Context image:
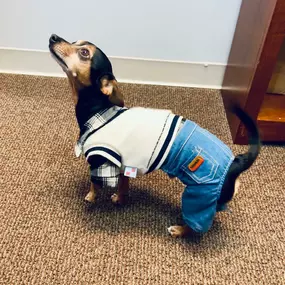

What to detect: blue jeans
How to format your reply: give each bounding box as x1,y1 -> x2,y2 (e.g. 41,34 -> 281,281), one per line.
161,120 -> 234,233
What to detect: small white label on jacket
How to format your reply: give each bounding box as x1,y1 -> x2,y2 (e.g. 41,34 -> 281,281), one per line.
124,166 -> 137,178
74,143 -> 82,157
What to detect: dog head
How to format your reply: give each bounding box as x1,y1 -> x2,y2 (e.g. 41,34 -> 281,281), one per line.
49,34 -> 124,107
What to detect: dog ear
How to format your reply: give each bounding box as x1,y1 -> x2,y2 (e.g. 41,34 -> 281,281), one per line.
100,77 -> 124,107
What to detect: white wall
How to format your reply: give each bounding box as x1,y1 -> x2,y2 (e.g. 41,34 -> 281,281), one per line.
0,0 -> 242,88
0,0 -> 241,63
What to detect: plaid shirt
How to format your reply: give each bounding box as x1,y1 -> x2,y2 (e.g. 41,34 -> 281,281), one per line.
77,106 -> 127,188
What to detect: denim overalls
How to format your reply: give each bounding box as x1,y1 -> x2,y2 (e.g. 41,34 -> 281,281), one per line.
161,120 -> 234,233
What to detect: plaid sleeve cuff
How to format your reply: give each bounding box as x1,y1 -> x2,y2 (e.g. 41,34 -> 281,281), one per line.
90,162 -> 120,188
90,176 -> 119,188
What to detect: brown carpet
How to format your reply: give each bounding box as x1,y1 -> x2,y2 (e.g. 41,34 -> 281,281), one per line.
0,73 -> 284,285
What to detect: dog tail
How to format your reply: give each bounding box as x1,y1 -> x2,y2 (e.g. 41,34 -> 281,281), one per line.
230,104 -> 261,174
218,105 -> 261,204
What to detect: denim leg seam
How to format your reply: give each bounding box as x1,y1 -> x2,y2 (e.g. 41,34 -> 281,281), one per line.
168,124 -> 197,169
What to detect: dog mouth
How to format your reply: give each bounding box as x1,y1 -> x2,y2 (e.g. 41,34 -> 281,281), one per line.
49,34 -> 69,70
49,46 -> 68,70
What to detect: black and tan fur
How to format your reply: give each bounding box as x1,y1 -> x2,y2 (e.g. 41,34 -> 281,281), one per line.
49,34 -> 260,238
49,34 -> 128,206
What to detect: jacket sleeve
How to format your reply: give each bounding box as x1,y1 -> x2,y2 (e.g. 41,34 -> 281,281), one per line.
84,146 -> 122,188
89,157 -> 121,188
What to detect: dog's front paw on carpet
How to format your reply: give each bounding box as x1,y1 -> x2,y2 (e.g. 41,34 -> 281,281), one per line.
84,191 -> 96,204
167,225 -> 185,238
111,193 -> 126,206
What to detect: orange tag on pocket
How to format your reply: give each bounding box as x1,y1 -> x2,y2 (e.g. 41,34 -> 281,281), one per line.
188,156 -> 204,172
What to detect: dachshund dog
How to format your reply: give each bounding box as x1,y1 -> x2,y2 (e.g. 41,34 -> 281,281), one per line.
49,34 -> 260,238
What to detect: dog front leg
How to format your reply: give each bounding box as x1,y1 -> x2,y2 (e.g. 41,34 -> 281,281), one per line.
111,174 -> 129,205
84,182 -> 100,204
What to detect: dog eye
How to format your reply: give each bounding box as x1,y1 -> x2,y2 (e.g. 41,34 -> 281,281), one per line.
79,48 -> 90,58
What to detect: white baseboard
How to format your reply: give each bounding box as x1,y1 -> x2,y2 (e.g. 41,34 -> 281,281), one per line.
0,48 -> 225,89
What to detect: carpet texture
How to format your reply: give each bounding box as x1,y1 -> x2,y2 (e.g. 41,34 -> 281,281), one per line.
0,73 -> 284,285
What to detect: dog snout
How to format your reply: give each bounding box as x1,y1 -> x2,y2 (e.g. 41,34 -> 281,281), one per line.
49,34 -> 65,45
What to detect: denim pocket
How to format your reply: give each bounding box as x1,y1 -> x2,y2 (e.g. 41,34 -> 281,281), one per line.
181,147 -> 219,184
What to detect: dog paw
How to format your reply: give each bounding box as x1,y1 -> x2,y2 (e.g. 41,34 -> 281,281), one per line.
84,191 -> 96,204
111,193 -> 120,204
167,225 -> 185,238
111,193 -> 125,205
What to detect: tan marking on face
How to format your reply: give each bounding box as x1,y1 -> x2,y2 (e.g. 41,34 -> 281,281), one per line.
64,52 -> 93,86
51,41 -> 96,104
75,40 -> 86,45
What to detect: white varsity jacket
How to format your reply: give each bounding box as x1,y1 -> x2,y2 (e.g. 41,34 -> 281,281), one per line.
75,106 -> 182,187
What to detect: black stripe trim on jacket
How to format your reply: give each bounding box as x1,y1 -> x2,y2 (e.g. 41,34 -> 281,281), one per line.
81,109 -> 127,145
85,146 -> 121,164
147,115 -> 180,173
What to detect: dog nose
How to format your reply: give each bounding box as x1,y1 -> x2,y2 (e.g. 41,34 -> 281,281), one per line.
50,34 -> 59,44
